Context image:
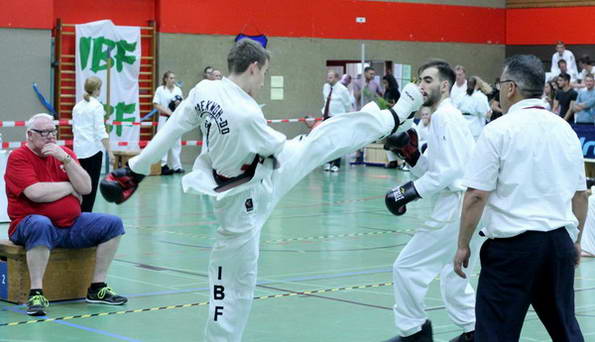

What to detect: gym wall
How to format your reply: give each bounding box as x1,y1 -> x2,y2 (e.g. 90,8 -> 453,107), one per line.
1,0 -> 508,164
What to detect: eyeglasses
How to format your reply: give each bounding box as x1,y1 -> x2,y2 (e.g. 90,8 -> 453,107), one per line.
497,79 -> 516,87
30,129 -> 57,137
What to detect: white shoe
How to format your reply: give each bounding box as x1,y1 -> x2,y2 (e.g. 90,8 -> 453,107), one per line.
323,163 -> 331,171
330,165 -> 339,172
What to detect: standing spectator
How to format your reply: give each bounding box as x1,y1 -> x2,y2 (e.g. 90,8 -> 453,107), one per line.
353,66 -> 383,110
6,113 -> 127,316
153,71 -> 184,175
353,66 -> 383,163
573,74 -> 595,124
72,76 -> 114,212
382,74 -> 401,106
488,78 -> 504,122
582,181 -> 595,257
321,70 -> 352,172
542,81 -> 556,112
554,73 -> 578,122
203,66 -> 216,80
576,55 -> 594,88
551,41 -> 578,77
454,54 -> 586,341
558,59 -> 578,83
458,77 -> 491,140
450,65 -> 468,109
212,69 -> 223,80
340,74 -> 356,109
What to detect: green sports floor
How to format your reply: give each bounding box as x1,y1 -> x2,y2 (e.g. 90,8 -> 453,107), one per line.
1,165 -> 595,341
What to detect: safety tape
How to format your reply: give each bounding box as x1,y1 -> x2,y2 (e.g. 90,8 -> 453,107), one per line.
0,117 -> 322,128
0,282 -> 392,327
264,228 -> 416,244
0,140 -> 203,150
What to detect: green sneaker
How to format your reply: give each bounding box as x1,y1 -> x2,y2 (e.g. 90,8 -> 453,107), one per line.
86,286 -> 127,305
26,294 -> 49,316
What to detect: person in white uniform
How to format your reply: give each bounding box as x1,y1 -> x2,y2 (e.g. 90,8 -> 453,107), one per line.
383,60 -> 480,342
551,41 -> 578,77
321,70 -> 353,172
450,65 -> 468,109
72,76 -> 114,212
153,71 -> 184,175
458,77 -> 491,141
581,181 -> 595,257
454,54 -> 586,341
102,39 -> 423,341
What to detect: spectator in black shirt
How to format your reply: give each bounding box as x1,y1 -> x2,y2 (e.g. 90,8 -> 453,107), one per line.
554,73 -> 578,122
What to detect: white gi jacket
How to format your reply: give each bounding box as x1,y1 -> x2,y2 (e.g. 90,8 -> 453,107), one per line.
408,98 -> 475,228
130,77 -> 286,199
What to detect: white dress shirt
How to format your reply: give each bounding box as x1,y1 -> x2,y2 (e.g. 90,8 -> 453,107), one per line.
321,82 -> 352,117
72,97 -> 109,159
450,81 -> 468,109
463,98 -> 586,241
551,49 -> 578,76
458,90 -> 490,139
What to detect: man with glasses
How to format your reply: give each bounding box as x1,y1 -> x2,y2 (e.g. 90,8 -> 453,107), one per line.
454,55 -> 586,340
4,113 -> 127,316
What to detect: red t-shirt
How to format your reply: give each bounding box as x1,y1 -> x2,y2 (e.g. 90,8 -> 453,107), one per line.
5,145 -> 81,236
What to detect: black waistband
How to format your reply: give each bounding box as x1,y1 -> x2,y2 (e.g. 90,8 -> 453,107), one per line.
213,155 -> 262,193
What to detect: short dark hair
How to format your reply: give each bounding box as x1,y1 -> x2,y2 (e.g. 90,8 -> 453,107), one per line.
579,55 -> 592,66
418,59 -> 456,89
364,66 -> 375,73
558,59 -> 567,67
585,73 -> 594,80
502,55 -> 545,99
227,39 -> 271,74
558,73 -> 571,82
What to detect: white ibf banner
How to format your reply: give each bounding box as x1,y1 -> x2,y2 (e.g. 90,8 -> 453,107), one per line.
75,20 -> 141,151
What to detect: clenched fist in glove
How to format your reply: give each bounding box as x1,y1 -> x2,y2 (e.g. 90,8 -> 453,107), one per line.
100,166 -> 145,204
384,128 -> 420,167
385,181 -> 421,216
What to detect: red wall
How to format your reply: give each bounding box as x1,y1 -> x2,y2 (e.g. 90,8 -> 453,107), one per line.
0,0 -> 505,44
507,7 -> 595,45
157,0 -> 505,44
0,0 -> 53,29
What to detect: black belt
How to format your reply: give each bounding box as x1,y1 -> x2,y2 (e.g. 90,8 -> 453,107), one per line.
213,155 -> 263,193
462,112 -> 472,116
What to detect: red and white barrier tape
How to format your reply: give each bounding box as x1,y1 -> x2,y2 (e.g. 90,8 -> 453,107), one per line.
1,140 -> 203,149
0,117 -> 322,128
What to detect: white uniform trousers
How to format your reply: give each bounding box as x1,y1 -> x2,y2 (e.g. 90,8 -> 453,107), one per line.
392,194 -> 482,337
581,195 -> 595,256
157,115 -> 182,169
205,107 -> 397,341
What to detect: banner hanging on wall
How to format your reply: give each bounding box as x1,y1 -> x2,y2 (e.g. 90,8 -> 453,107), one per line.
75,19 -> 141,151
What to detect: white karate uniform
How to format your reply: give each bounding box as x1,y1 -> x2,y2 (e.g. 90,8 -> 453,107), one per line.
391,98 -> 481,337
450,81 -> 467,109
582,193 -> 595,256
552,49 -> 578,76
153,85 -> 184,170
129,77 -> 406,342
458,90 -> 490,140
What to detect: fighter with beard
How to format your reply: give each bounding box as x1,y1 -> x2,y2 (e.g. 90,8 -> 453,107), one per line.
382,60 -> 482,342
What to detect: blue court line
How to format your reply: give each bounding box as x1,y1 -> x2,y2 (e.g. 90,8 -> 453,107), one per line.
3,306 -> 142,341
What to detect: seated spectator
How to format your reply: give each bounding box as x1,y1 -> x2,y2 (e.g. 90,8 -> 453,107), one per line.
554,73 -> 578,122
542,81 -> 556,112
558,59 -> 578,83
5,113 -> 127,316
573,74 -> 595,124
575,55 -> 594,89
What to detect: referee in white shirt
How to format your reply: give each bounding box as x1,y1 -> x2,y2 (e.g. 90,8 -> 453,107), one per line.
454,55 -> 587,341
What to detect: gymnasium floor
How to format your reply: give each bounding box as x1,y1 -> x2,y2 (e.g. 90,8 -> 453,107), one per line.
1,165 -> 595,342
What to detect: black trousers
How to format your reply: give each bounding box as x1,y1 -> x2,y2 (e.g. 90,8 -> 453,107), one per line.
79,151 -> 103,212
475,227 -> 583,342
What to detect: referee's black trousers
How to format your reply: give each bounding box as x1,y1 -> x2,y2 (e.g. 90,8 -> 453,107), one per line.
475,227 -> 583,342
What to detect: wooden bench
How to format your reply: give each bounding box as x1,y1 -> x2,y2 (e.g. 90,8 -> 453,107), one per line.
0,240 -> 96,304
